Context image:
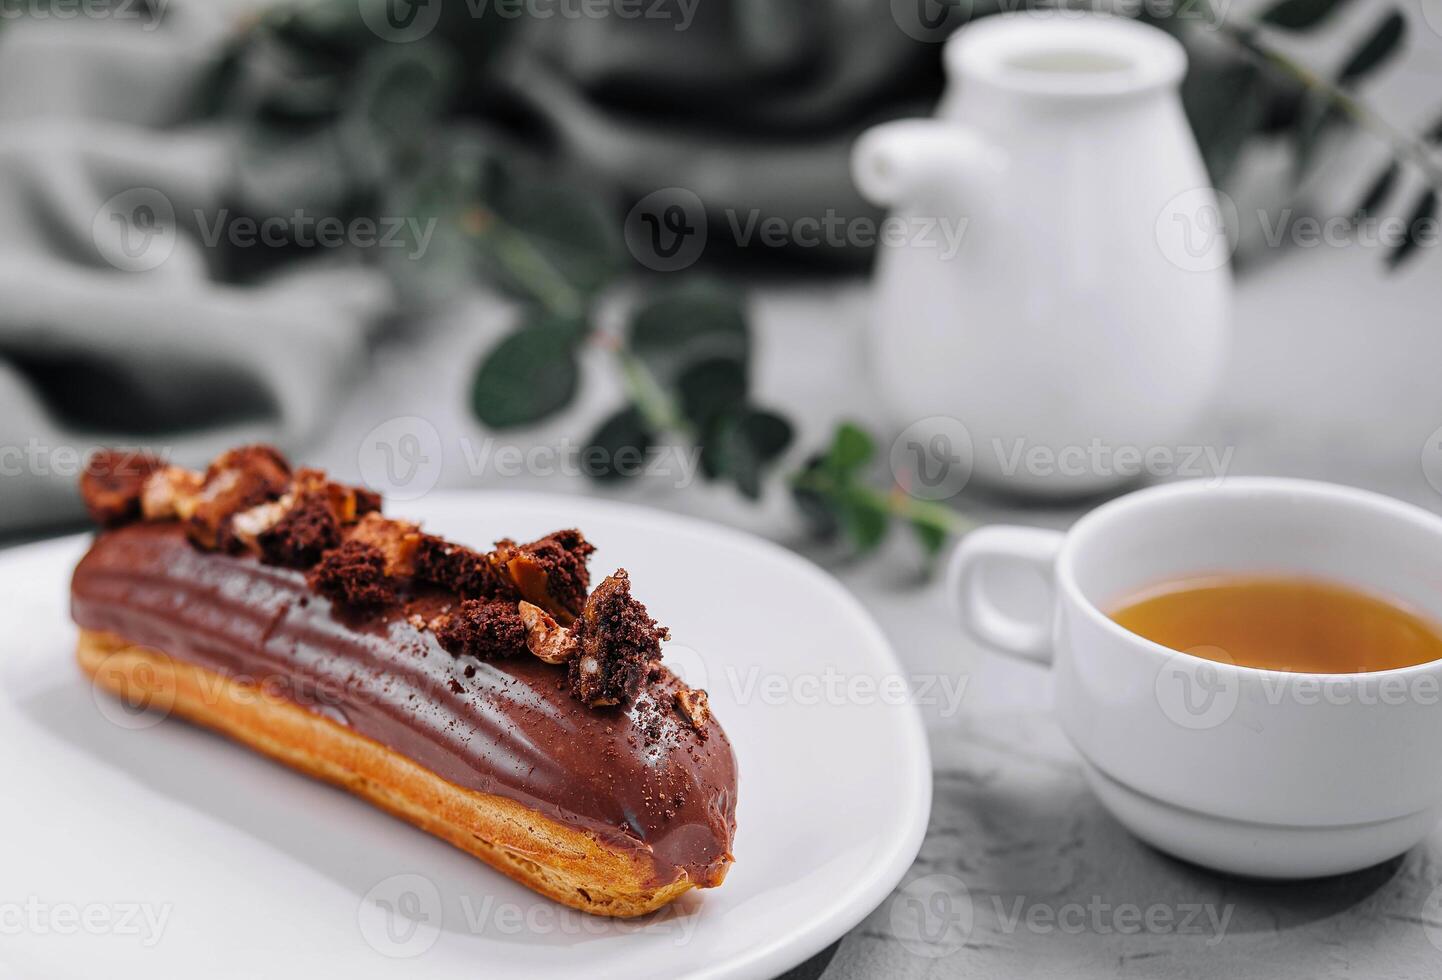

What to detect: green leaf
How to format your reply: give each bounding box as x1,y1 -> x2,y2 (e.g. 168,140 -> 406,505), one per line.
1259,0 -> 1353,30
677,358 -> 748,429
704,408 -> 794,498
912,518 -> 949,558
629,282 -> 749,387
582,407 -> 654,482
1339,10 -> 1407,85
470,313 -> 585,429
838,490 -> 888,554
1353,162 -> 1399,220
790,464 -> 841,540
826,422 -> 876,475
1386,189 -> 1437,271
1185,59 -> 1267,188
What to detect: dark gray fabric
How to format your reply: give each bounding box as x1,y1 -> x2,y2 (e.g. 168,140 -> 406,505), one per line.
0,8 -> 391,533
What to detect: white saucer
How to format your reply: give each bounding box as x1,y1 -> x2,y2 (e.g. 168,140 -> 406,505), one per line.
0,492 -> 930,979
1081,759 -> 1437,879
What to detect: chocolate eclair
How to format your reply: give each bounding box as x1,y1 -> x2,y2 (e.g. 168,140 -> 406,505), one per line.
70,448 -> 736,917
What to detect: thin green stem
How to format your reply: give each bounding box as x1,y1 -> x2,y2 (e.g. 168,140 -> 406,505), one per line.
1216,22 -> 1442,188
614,347 -> 692,436
790,469 -> 977,538
469,210 -> 586,319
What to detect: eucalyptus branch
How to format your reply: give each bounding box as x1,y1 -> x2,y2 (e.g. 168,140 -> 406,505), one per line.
463,207 -> 587,319
1217,22 -> 1442,188
612,345 -> 692,436
790,468 -> 977,540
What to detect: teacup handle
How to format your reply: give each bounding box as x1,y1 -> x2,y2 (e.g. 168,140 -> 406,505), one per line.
947,526 -> 1066,666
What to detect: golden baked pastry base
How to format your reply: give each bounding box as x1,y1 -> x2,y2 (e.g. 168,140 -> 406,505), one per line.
78,628 -> 707,917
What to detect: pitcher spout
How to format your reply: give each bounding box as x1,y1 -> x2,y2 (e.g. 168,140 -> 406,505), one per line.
851,119 -> 1007,210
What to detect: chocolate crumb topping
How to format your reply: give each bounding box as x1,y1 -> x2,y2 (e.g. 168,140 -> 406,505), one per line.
80,449 -> 165,526
415,536 -> 514,600
309,540 -> 396,608
257,496 -> 342,568
569,569 -> 669,707
77,444 -> 696,719
433,599 -> 528,660
502,529 -> 595,622
354,486 -> 383,518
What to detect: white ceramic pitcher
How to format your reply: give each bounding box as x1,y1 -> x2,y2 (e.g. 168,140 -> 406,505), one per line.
853,14 -> 1231,498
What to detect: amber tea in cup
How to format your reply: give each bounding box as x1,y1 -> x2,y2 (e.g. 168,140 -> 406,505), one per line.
1109,575 -> 1442,673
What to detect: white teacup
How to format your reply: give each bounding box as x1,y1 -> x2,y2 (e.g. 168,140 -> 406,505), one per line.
950,477 -> 1442,878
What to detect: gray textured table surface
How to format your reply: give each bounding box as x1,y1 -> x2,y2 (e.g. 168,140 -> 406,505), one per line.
294,234 -> 1442,978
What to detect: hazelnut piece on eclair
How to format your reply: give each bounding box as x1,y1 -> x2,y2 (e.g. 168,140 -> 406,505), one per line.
140,465 -> 204,522
517,601 -> 579,664
675,688 -> 711,735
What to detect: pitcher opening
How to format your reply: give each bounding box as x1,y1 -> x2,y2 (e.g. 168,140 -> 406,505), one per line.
946,13 -> 1187,100
1005,49 -> 1135,74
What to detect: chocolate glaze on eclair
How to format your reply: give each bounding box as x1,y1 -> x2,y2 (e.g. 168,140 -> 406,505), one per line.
69,448 -> 736,895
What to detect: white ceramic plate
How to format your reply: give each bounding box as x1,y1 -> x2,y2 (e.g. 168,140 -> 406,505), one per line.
0,493 -> 930,980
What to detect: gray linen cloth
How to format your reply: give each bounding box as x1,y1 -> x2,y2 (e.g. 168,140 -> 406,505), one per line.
0,6 -> 391,534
